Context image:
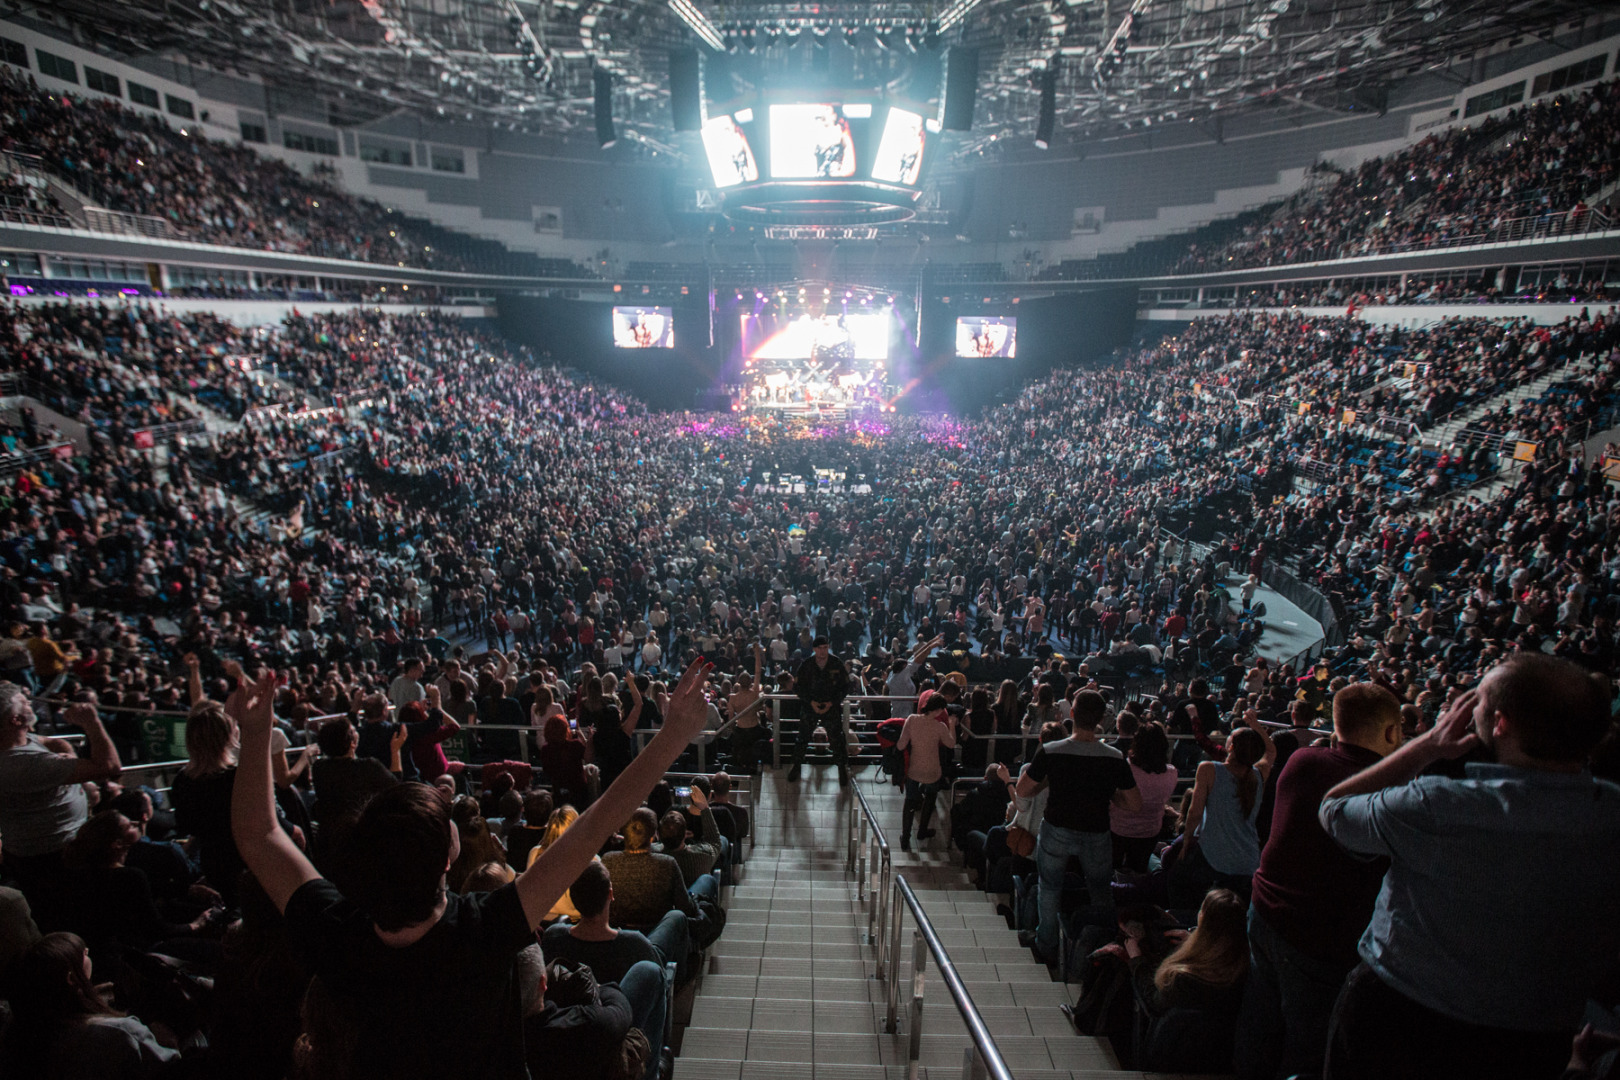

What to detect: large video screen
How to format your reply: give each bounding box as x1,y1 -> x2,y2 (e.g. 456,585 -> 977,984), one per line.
769,104 -> 857,179
955,316 -> 1017,358
743,311 -> 890,362
871,107 -> 926,186
612,306 -> 673,349
701,115 -> 758,189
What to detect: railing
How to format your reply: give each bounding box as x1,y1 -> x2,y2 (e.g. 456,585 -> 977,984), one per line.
846,775 -> 1014,1079
0,202 -> 74,229
0,439 -> 72,475
846,782 -> 893,975
889,875 -> 1015,1080
82,206 -> 183,240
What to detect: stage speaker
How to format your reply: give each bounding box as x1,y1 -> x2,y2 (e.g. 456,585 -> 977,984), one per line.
670,49 -> 702,132
594,67 -> 616,148
941,46 -> 979,132
1034,66 -> 1056,149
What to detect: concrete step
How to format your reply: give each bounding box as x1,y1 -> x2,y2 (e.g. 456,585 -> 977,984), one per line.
675,772 -> 1152,1079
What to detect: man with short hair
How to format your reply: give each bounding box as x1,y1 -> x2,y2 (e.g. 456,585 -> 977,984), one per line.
787,636 -> 851,787
388,658 -> 427,713
1016,689 -> 1140,964
1319,655 -> 1620,1080
1235,683 -> 1402,1080
543,860 -> 683,986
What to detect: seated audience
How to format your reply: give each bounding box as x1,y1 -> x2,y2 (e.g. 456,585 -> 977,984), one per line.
1127,888 -> 1249,1073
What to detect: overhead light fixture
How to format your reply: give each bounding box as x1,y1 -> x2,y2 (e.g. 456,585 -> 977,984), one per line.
667,0 -> 724,52
938,0 -> 983,33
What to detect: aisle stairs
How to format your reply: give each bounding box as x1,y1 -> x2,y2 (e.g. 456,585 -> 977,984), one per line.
674,767 -> 1200,1079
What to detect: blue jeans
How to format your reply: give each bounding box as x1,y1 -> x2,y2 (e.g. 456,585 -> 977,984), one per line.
645,909 -> 689,972
1035,822 -> 1113,959
1234,904 -> 1351,1080
617,959 -> 668,1080
690,872 -> 720,903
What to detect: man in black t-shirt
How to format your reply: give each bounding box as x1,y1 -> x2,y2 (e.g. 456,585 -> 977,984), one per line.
1016,690 -> 1140,964
231,659 -> 715,1080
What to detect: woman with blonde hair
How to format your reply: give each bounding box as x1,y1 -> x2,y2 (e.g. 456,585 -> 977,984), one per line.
171,695 -> 251,903
1125,888 -> 1248,1073
526,805 -> 587,922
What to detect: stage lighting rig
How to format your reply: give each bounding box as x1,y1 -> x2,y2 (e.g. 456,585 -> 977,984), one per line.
668,0 -> 725,52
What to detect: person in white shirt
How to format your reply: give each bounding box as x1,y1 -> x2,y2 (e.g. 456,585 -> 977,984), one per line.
640,636 -> 663,671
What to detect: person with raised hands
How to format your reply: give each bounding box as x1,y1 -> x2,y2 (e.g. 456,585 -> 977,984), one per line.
1318,655 -> 1620,1080
232,656 -> 717,1080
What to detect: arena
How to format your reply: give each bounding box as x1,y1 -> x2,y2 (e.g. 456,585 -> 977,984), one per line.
0,1 -> 1618,1077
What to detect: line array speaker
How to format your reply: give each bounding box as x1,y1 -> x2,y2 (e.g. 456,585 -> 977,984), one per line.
594,67 -> 616,148
941,46 -> 979,132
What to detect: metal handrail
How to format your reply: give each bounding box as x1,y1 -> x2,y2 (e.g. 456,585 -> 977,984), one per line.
847,781 -> 893,976
888,874 -> 1016,1080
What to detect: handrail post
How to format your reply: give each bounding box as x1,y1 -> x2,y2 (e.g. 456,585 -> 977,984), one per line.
855,823 -> 867,904
771,697 -> 782,769
908,928 -> 926,1074
885,880 -> 903,1031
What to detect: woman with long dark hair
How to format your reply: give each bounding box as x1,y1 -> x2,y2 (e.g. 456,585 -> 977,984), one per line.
1169,710 -> 1275,907
1110,721 -> 1178,872
962,686 -> 996,773
580,673 -> 641,788
0,931 -> 179,1077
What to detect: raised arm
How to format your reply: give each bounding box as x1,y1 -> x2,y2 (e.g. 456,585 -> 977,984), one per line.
64,701 -> 121,784
231,670 -> 318,913
621,678 -> 643,737
427,685 -> 460,732
515,658 -> 714,929
1243,707 -> 1277,776
184,653 -> 204,708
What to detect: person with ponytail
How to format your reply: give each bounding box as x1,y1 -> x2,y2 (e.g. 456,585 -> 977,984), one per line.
1125,888 -> 1249,1072
1168,708 -> 1274,908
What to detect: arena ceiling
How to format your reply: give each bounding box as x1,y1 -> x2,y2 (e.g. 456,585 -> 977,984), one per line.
21,0 -> 1620,155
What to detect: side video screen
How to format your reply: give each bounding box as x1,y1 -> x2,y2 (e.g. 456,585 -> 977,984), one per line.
955,316 -> 1016,358
612,306 -> 673,348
